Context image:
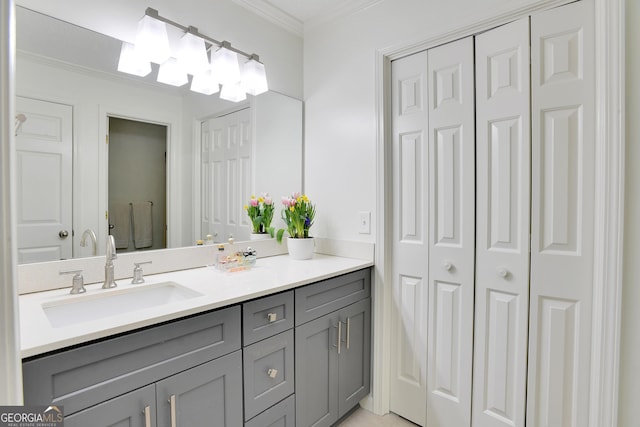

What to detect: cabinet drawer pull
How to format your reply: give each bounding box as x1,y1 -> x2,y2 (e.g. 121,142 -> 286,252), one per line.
267,368 -> 278,378
267,312 -> 277,322
169,395 -> 177,427
144,405 -> 152,427
337,321 -> 342,354
346,317 -> 351,350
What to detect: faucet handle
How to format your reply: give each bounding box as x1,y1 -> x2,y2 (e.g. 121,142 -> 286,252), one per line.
132,261 -> 152,284
60,270 -> 85,294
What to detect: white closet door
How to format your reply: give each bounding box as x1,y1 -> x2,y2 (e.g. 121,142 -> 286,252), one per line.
426,36 -> 475,427
389,50 -> 429,426
528,1 -> 595,426
473,17 -> 531,427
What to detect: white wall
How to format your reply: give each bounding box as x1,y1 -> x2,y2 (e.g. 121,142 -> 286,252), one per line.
303,0 -> 638,424
619,0 -> 639,424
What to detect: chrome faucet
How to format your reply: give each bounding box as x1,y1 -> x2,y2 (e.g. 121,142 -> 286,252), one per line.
103,235 -> 117,289
79,229 -> 97,256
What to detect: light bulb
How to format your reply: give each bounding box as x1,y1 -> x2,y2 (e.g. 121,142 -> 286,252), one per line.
211,44 -> 241,86
241,57 -> 268,96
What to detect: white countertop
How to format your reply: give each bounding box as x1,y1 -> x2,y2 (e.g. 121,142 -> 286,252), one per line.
20,254 -> 372,358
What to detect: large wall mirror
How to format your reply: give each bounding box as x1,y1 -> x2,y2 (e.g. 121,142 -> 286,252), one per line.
15,6 -> 303,263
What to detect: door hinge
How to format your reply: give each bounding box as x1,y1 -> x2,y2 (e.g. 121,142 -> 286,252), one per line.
105,210 -> 109,220
105,134 -> 109,145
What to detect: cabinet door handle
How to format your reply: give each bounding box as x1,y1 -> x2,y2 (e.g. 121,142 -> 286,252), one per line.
267,312 -> 277,322
144,405 -> 152,427
267,368 -> 278,378
332,322 -> 342,354
346,317 -> 351,350
169,395 -> 177,427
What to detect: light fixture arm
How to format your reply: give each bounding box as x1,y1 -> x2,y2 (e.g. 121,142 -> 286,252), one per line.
144,7 -> 261,63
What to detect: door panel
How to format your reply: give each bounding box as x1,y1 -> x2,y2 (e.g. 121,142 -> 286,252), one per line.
528,1 -> 595,426
473,17 -> 531,427
389,49 -> 429,426
204,107 -> 252,243
427,36 -> 475,427
15,96 -> 72,263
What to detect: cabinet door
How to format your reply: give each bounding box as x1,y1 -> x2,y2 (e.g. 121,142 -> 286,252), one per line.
295,312 -> 340,427
64,384 -> 156,427
338,298 -> 371,418
156,351 -> 243,427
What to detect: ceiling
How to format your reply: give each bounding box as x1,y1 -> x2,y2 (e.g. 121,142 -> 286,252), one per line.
231,0 -> 383,36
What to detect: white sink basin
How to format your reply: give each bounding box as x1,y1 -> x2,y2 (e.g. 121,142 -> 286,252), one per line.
42,281 -> 202,328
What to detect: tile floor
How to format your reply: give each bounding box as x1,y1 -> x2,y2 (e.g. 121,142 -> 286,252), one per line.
336,407 -> 418,426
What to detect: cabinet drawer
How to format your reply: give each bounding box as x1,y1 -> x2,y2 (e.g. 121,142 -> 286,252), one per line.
295,268 -> 370,325
243,329 -> 295,420
23,305 -> 241,416
243,291 -> 294,345
245,394 -> 295,427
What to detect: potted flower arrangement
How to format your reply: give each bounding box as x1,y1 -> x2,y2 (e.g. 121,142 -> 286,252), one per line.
270,192 -> 316,259
244,193 -> 274,240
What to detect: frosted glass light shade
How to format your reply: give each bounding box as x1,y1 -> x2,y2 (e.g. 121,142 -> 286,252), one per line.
241,58 -> 268,96
135,15 -> 171,64
211,46 -> 241,86
220,82 -> 247,102
157,58 -> 188,86
191,70 -> 220,95
177,32 -> 209,76
117,42 -> 151,77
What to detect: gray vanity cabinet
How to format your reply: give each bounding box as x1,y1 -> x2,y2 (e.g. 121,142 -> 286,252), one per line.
22,306 -> 242,427
294,269 -> 371,427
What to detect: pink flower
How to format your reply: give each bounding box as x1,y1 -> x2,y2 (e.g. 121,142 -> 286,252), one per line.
264,197 -> 273,205
292,191 -> 302,200
281,196 -> 290,207
250,198 -> 259,207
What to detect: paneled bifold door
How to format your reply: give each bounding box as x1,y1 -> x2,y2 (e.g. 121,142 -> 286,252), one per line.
389,36 -> 475,427
527,2 -> 595,426
472,17 -> 531,427
390,1 -> 595,426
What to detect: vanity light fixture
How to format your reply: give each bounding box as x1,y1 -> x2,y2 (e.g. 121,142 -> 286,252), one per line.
117,42 -> 152,77
211,41 -> 241,86
191,69 -> 220,95
134,11 -> 171,64
242,54 -> 269,96
177,28 -> 209,76
219,81 -> 247,102
157,57 -> 188,87
118,8 -> 268,102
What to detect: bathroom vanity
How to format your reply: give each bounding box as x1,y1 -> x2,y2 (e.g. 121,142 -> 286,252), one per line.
20,254 -> 372,427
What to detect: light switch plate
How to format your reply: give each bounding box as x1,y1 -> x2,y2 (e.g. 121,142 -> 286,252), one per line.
358,211 -> 371,234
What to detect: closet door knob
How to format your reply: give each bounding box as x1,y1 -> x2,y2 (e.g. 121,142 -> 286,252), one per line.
58,230 -> 69,238
442,261 -> 453,271
497,268 -> 509,278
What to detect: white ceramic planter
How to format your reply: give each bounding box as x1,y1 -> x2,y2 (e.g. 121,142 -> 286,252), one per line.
249,233 -> 271,241
287,237 -> 315,260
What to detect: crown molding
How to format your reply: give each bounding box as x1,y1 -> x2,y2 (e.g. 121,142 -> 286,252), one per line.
232,0 -> 382,36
